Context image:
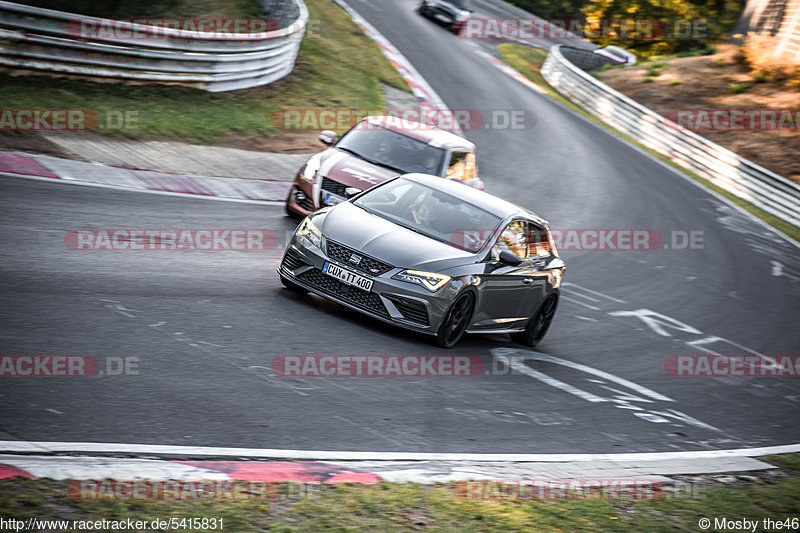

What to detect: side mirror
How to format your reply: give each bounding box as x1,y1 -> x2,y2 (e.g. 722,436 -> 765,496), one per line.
344,187 -> 361,199
319,130 -> 338,145
498,250 -> 523,266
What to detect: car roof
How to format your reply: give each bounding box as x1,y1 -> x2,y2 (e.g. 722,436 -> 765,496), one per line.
360,115 -> 476,151
401,173 -> 547,224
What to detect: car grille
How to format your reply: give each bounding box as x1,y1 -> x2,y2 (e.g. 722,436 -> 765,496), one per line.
282,249 -> 310,271
293,188 -> 314,211
299,269 -> 389,318
321,177 -> 348,196
386,296 -> 430,326
325,240 -> 394,276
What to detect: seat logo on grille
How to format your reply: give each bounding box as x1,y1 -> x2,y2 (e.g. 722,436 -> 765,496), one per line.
349,253 -> 362,265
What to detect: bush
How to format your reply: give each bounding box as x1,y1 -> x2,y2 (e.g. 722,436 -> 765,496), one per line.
729,82 -> 751,93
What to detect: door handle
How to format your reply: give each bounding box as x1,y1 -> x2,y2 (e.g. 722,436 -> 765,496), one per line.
522,278 -> 532,284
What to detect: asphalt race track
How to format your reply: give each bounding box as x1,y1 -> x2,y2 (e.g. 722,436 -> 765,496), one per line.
1,0 -> 799,455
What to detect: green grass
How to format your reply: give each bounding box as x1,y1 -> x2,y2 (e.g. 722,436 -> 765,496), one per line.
0,455 -> 798,532
646,61 -> 669,77
670,79 -> 683,86
496,43 -> 800,243
0,0 -> 409,144
729,82 -> 751,94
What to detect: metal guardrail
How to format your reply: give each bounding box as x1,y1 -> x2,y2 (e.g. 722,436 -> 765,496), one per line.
542,44 -> 800,228
0,0 -> 308,92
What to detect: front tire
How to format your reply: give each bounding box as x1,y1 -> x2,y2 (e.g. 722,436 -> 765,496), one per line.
434,291 -> 475,348
512,294 -> 558,347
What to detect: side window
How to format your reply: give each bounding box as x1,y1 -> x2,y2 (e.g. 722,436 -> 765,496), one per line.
491,221 -> 528,260
445,152 -> 476,182
527,224 -> 552,258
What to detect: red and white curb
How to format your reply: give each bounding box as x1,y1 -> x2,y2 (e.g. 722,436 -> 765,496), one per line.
1,441 -> 797,484
0,455 -> 379,484
0,151 -> 291,204
470,44 -> 547,95
332,0 -> 456,127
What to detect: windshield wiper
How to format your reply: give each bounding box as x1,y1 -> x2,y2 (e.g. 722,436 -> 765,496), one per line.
336,146 -> 363,158
337,145 -> 409,174
354,153 -> 406,174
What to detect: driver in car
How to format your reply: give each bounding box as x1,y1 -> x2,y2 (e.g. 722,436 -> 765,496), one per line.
408,198 -> 439,227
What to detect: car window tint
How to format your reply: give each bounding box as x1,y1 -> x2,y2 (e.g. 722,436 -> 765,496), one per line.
355,178 -> 501,251
337,125 -> 445,175
492,221 -> 528,260
527,223 -> 552,258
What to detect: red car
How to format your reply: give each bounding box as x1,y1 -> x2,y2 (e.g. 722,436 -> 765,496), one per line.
285,115 -> 483,218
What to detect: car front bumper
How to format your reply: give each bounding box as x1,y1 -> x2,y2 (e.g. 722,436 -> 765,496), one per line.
278,234 -> 466,335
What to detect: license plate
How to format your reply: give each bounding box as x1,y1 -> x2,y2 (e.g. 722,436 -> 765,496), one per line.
323,261 -> 374,291
323,192 -> 344,206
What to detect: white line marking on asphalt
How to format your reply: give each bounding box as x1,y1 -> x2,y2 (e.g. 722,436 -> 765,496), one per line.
1,440 -> 799,462
493,349 -> 674,402
570,292 -> 601,302
44,409 -> 62,415
562,282 -> 627,303
561,296 -> 600,310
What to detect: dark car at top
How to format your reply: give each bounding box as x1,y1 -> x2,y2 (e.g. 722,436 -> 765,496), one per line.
285,115 -> 482,219
417,0 -> 472,32
279,174 -> 565,348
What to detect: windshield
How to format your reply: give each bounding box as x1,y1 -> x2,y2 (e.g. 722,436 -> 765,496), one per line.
450,0 -> 468,8
354,178 -> 502,252
336,125 -> 446,175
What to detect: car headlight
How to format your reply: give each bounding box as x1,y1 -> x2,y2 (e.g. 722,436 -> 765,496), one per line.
301,155 -> 321,182
456,10 -> 470,20
392,269 -> 451,292
296,216 -> 322,248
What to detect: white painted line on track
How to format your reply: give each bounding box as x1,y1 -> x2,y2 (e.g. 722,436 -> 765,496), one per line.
1,441 -> 799,462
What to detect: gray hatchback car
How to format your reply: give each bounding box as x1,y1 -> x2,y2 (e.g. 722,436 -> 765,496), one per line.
278,174 -> 565,348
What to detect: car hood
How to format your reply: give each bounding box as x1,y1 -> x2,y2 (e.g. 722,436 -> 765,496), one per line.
318,202 -> 476,272
320,148 -> 400,189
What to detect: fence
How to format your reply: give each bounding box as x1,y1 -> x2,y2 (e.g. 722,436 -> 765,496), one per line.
542,44 -> 800,228
0,0 -> 308,92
